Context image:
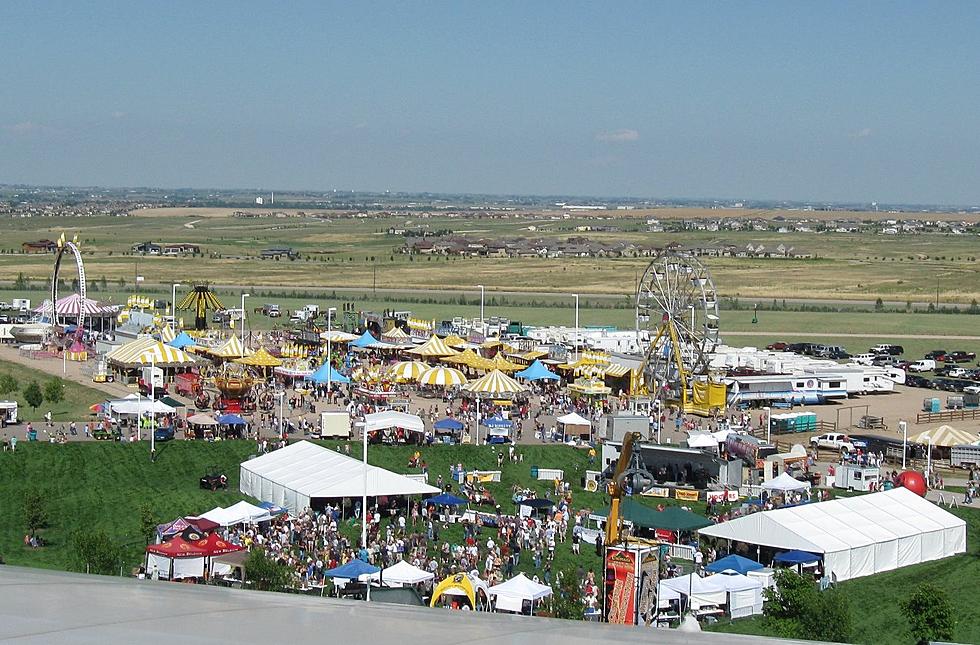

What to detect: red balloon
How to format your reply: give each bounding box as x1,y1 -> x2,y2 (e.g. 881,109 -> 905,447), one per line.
896,471 -> 927,497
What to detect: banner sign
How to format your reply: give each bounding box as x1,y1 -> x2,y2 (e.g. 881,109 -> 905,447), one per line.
706,490 -> 740,504
674,489 -> 700,502
641,487 -> 670,498
604,548 -> 637,625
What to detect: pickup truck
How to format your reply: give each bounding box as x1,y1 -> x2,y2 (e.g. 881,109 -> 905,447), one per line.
810,433 -> 855,453
948,351 -> 977,363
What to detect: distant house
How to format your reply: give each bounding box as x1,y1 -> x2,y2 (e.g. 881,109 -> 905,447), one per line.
161,243 -> 201,256
261,246 -> 299,260
21,240 -> 57,254
132,241 -> 162,255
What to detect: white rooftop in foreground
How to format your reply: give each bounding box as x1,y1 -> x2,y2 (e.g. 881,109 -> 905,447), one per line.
0,566 -> 833,645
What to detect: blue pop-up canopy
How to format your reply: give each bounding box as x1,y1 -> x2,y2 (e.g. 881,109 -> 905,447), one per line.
350,330 -> 380,348
307,362 -> 350,384
324,558 -> 380,580
217,413 -> 247,425
774,550 -> 821,565
433,418 -> 464,431
705,554 -> 764,575
515,359 -> 560,381
425,493 -> 467,506
168,331 -> 197,349
482,416 -> 512,429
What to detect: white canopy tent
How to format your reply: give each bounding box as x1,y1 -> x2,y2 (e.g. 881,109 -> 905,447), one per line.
489,573 -> 553,613
698,487 -> 966,582
240,441 -> 439,513
107,399 -> 176,416
556,412 -> 592,440
194,501 -> 272,527
761,472 -> 811,493
364,411 -> 425,435
370,559 -> 435,587
659,574 -> 728,612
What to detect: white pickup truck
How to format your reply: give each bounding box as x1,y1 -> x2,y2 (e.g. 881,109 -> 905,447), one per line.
810,433 -> 855,453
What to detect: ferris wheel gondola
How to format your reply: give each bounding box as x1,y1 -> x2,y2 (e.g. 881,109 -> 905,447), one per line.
636,251 -> 720,414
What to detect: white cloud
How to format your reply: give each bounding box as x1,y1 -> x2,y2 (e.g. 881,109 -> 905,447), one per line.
850,127 -> 873,138
596,128 -> 639,143
111,111 -> 127,119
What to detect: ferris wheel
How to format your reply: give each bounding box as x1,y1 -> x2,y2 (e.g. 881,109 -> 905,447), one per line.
635,250 -> 720,411
49,233 -> 88,336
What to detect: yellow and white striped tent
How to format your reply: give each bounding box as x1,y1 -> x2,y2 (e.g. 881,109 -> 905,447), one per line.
159,325 -> 177,343
234,346 -> 283,368
406,335 -> 459,358
442,334 -> 468,348
389,360 -> 428,382
418,366 -> 467,387
320,330 -> 359,343
491,354 -> 522,372
464,369 -> 525,395
909,425 -> 980,448
443,348 -> 480,366
210,335 -> 253,359
383,327 -> 411,342
105,337 -> 198,368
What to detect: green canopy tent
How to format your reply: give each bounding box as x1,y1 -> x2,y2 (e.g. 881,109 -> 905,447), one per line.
593,497 -> 712,539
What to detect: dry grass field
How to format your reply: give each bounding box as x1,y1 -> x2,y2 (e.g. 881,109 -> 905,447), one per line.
0,208 -> 978,302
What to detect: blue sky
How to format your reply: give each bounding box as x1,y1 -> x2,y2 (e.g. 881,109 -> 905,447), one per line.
2,1 -> 979,204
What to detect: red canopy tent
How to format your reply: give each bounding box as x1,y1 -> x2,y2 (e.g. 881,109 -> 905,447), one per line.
191,533 -> 245,556
146,536 -> 209,558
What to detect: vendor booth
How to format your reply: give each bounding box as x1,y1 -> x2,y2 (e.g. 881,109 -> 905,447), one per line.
489,573 -> 553,614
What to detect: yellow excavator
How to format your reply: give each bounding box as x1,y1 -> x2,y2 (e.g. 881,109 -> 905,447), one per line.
604,431 -> 642,546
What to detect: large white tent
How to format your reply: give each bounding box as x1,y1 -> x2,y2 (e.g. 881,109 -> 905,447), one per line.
698,487 -> 966,582
659,573 -> 763,617
240,440 -> 439,513
364,411 -> 425,435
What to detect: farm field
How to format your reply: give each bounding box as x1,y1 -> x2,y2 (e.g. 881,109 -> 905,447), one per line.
1,209 -> 979,302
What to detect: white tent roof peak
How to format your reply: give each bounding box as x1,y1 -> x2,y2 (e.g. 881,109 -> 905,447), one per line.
239,441 -> 438,513
761,472 -> 811,492
556,412 -> 591,426
364,411 -> 425,434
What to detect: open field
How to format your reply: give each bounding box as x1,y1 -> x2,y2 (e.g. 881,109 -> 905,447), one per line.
708,506 -> 980,644
0,358 -> 107,424
0,209 -> 979,301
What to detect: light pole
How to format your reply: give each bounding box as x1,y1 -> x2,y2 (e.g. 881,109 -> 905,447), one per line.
326,307 -> 337,399
477,285 -> 485,325
171,283 -> 181,325
899,420 -> 908,470
240,293 -> 250,345
924,434 -> 932,481
277,391 -> 285,440
362,419 -> 369,549
763,406 -> 771,444
573,294 -> 580,361
150,355 -> 156,461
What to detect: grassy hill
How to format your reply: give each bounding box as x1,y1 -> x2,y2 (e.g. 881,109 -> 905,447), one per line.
4,439 -> 980,644
0,358 -> 108,423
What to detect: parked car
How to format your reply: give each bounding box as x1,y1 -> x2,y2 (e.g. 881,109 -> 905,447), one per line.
810,433 -> 855,453
925,349 -> 948,360
905,374 -> 932,388
852,353 -> 876,366
871,344 -> 904,356
766,342 -> 788,351
786,343 -> 808,354
907,359 -> 936,373
948,351 -> 977,363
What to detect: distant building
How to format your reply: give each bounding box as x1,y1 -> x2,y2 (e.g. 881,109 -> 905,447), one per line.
21,240 -> 58,254
132,242 -> 162,255
261,246 -> 298,260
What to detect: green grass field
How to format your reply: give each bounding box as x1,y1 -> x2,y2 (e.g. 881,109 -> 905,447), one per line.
0,359 -> 107,424
1,209 -> 979,302
3,439 -> 979,643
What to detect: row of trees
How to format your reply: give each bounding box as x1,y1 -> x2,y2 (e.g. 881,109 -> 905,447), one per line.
0,374 -> 65,410
763,569 -> 954,644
